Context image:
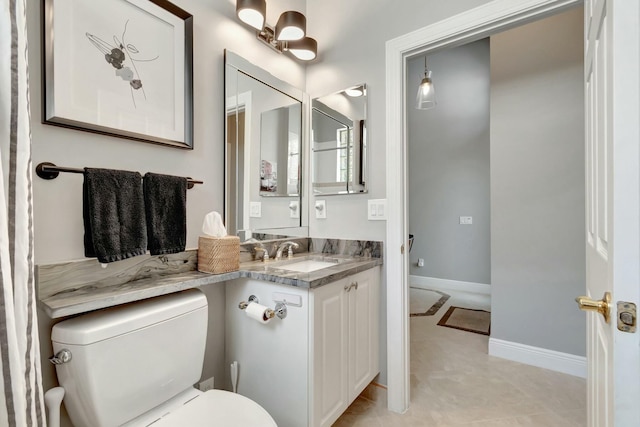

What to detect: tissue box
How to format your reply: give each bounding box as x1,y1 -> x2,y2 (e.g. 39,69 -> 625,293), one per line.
197,236 -> 240,274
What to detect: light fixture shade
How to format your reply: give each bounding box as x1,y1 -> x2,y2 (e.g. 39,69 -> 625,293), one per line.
416,70 -> 436,110
275,11 -> 306,41
237,0 -> 266,30
345,86 -> 364,97
287,37 -> 317,61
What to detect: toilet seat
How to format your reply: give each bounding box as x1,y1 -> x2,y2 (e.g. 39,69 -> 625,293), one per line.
152,390 -> 277,427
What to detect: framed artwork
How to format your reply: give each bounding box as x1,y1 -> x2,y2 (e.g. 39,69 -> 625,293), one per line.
43,0 -> 194,149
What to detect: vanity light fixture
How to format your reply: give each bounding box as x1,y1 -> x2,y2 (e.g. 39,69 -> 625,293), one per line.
236,0 -> 317,61
416,56 -> 436,110
344,85 -> 365,97
275,11 -> 306,41
236,0 -> 266,30
287,37 -> 318,61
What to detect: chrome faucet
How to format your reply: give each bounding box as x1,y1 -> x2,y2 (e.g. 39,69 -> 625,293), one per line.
254,242 -> 270,262
275,241 -> 299,260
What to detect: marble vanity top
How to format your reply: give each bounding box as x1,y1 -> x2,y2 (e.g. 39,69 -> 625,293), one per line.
239,253 -> 382,288
38,251 -> 382,319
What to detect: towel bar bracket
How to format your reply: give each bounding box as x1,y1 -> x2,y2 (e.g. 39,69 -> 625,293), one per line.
35,162 -> 61,180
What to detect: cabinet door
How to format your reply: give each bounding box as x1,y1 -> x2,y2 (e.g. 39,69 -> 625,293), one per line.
310,278 -> 349,427
225,279 -> 310,427
348,267 -> 380,402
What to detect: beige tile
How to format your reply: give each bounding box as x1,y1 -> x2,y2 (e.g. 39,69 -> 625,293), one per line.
359,382 -> 388,402
334,289 -> 586,427
458,411 -> 584,427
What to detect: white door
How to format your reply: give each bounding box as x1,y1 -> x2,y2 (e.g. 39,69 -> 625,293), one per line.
582,0 -> 640,425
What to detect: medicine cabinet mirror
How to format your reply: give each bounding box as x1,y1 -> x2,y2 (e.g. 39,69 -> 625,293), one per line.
224,50 -> 308,241
312,84 -> 368,195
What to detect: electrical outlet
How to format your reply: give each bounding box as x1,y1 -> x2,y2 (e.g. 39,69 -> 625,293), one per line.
418,258 -> 425,267
198,377 -> 214,392
315,200 -> 327,219
289,201 -> 299,218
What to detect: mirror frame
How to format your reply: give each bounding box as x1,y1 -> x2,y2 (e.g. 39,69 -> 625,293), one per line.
224,50 -> 310,240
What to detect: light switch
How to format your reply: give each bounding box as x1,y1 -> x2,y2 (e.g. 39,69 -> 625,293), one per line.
368,199 -> 387,221
459,216 -> 472,225
250,202 -> 262,218
315,200 -> 326,219
368,200 -> 377,219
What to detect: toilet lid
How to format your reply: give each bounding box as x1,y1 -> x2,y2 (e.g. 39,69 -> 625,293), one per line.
153,390 -> 277,427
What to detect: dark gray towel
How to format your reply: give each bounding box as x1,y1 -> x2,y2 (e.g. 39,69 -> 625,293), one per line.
143,172 -> 187,255
83,168 -> 147,263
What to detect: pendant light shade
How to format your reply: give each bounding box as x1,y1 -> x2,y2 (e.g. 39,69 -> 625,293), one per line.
237,0 -> 266,30
287,37 -> 317,61
275,11 -> 306,41
416,57 -> 436,110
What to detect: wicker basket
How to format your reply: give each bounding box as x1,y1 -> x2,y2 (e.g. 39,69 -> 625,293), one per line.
197,235 -> 240,274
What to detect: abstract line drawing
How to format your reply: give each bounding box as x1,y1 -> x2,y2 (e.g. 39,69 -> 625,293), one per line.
86,20 -> 159,108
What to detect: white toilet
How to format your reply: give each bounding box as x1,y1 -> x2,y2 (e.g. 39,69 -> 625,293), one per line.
51,289 -> 277,426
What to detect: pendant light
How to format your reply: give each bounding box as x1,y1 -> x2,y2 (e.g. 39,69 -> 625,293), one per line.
416,56 -> 436,110
236,0 -> 266,31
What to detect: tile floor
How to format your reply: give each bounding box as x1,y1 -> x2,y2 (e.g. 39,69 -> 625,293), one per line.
334,288 -> 586,426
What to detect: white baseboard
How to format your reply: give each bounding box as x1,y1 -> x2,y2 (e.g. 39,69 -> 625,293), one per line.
409,275 -> 491,295
488,338 -> 586,378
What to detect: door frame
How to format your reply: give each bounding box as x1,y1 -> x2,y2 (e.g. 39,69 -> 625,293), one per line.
384,0 -> 582,413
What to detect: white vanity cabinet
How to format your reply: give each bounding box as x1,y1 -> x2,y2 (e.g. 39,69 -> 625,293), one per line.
309,266 -> 380,427
225,266 -> 380,427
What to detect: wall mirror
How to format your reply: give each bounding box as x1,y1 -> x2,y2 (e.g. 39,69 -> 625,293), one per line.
225,50 -> 308,241
312,84 -> 368,195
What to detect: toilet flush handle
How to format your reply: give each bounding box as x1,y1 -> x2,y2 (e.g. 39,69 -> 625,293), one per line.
49,349 -> 72,365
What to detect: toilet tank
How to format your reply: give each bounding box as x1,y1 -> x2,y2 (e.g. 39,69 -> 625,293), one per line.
51,290 -> 208,427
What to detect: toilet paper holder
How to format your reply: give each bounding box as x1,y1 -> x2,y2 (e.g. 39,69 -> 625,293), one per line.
238,295 -> 288,320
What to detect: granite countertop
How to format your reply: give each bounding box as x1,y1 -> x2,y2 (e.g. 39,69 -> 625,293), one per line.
39,253 -> 382,319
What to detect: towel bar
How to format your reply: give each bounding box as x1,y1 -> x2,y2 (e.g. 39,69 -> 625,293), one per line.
35,162 -> 203,189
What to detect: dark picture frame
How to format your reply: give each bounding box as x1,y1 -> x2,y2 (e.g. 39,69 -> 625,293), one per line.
42,0 -> 194,149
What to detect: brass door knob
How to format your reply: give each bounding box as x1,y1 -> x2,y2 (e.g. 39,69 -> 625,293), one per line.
576,292 -> 611,323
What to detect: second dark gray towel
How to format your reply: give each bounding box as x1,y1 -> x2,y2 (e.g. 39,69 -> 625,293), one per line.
143,172 -> 187,255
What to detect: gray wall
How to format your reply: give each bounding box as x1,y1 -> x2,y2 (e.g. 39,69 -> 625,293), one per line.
28,0 -> 306,421
490,7 -> 585,356
305,0 -> 491,242
407,40 -> 491,284
306,0 -> 493,385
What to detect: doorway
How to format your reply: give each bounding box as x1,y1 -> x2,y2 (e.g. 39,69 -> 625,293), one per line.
407,38 -> 492,327
385,0 -> 583,413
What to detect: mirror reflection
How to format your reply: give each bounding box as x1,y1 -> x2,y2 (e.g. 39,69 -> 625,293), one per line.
259,103 -> 301,196
312,84 -> 367,195
225,51 -> 307,241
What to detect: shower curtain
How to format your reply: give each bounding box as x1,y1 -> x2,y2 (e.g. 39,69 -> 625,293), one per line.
0,0 -> 46,425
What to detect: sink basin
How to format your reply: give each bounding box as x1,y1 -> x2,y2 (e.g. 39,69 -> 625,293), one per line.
278,260 -> 337,273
